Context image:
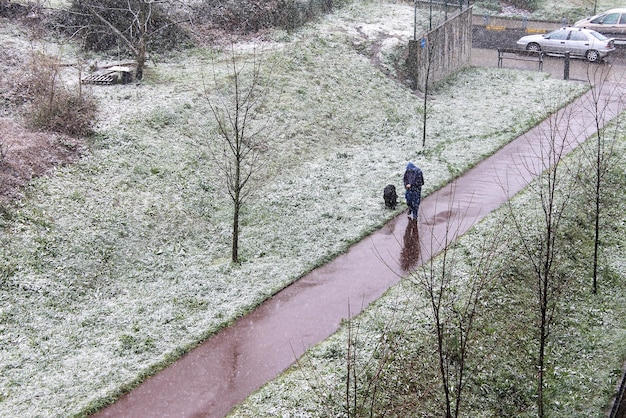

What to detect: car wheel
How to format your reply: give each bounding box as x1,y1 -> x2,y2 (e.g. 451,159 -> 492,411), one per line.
526,43 -> 541,52
586,49 -> 600,62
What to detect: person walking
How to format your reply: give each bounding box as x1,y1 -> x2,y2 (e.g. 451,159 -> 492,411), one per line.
403,162 -> 424,221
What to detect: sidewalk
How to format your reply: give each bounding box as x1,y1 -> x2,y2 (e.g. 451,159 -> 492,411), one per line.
94,82 -> 625,417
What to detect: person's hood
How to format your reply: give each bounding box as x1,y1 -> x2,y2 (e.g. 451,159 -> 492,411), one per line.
406,162 -> 417,171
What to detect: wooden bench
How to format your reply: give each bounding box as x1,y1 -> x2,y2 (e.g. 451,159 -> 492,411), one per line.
497,48 -> 544,71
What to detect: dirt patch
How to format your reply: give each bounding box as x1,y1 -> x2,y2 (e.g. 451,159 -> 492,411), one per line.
0,12 -> 90,207
367,33 -> 411,86
0,118 -> 86,204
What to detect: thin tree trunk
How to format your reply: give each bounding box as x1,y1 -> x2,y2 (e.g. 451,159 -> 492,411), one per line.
435,321 -> 452,418
422,44 -> 433,148
135,37 -> 146,80
538,295 -> 547,418
592,140 -> 601,293
538,334 -> 545,418
232,198 -> 240,263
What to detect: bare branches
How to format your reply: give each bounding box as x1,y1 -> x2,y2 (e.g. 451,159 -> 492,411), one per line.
202,45 -> 271,263
82,2 -> 140,56
575,64 -> 626,293
411,184 -> 503,417
295,301 -> 414,417
60,0 -> 191,79
502,97 -> 582,417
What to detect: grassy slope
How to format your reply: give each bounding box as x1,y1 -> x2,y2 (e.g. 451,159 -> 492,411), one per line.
0,1 -> 593,417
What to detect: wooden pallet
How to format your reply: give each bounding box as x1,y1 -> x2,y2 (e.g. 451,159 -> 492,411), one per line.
81,73 -> 116,85
81,66 -> 133,85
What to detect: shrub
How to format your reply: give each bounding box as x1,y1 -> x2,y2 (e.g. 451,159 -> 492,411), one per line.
507,0 -> 538,12
18,51 -> 98,137
27,89 -> 97,137
195,0 -> 340,33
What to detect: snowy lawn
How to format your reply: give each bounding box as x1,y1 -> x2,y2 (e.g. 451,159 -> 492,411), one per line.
0,1 -> 589,417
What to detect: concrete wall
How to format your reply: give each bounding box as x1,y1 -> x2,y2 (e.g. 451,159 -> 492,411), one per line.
407,6 -> 473,92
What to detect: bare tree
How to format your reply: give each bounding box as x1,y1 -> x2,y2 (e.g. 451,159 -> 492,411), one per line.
296,303 -> 416,417
342,306 -> 398,417
505,105 -> 581,417
407,5 -> 471,148
413,188 -> 502,417
202,46 -> 270,263
577,65 -> 624,294
62,0 -> 190,80
421,35 -> 436,148
407,30 -> 439,149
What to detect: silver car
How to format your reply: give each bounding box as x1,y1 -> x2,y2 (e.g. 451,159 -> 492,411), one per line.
516,27 -> 615,62
574,8 -> 626,36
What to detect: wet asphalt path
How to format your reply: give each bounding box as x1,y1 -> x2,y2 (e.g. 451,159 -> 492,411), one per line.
93,29 -> 626,418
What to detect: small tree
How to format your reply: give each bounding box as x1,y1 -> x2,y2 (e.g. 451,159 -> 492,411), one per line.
340,307 -> 399,417
505,105 -> 580,417
407,31 -> 439,148
202,46 -> 270,263
577,65 -> 624,294
413,187 -> 502,417
407,6 -> 470,148
421,35 -> 435,148
296,303 -> 415,417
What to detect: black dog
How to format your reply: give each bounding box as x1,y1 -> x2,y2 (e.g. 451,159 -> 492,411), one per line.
383,184 -> 397,209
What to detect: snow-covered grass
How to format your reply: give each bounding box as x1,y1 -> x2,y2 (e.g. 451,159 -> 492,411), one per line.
230,118 -> 626,417
0,1 -> 592,417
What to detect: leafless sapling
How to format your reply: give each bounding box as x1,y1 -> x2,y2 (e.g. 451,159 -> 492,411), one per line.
504,102 -> 581,417
202,45 -> 270,264
295,302 -> 412,417
577,64 -> 625,294
412,186 -> 502,417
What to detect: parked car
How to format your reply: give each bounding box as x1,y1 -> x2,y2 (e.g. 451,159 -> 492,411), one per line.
516,27 -> 615,62
574,8 -> 626,36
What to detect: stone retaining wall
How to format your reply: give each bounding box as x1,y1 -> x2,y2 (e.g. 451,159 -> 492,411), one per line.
406,6 -> 473,92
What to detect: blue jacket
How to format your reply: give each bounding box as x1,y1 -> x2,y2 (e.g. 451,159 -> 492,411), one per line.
404,162 -> 424,190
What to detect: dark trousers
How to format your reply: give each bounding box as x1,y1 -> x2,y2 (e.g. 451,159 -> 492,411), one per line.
405,189 -> 421,218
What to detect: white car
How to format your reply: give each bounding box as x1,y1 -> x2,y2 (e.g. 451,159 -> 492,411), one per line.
574,8 -> 626,36
516,27 -> 615,62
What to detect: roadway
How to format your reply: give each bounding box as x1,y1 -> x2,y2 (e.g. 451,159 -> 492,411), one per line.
472,21 -> 626,83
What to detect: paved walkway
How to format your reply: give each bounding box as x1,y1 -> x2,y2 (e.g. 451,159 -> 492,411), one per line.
94,78 -> 625,417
